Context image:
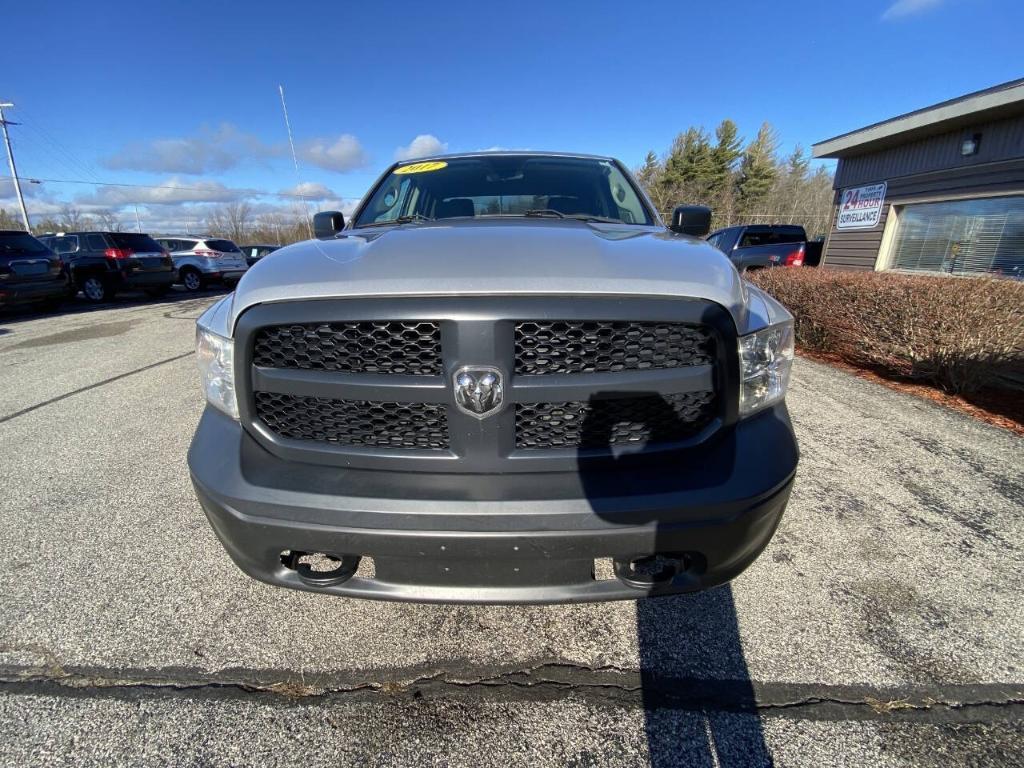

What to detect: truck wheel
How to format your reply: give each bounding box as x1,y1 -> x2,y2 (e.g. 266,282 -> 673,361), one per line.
180,268 -> 203,292
81,275 -> 114,303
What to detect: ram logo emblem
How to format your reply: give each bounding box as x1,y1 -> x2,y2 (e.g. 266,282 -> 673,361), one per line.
453,366 -> 504,418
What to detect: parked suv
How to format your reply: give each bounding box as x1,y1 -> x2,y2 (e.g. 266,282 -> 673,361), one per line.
38,231 -> 175,302
241,244 -> 281,267
155,236 -> 248,291
188,152 -> 798,604
0,230 -> 70,311
706,224 -> 808,270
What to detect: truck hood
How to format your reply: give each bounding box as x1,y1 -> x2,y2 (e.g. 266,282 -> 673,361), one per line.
228,219 -> 753,332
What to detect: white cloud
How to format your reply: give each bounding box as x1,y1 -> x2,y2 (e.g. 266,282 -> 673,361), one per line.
296,135 -> 367,172
103,124 -> 267,175
1,195 -> 64,217
75,177 -> 260,207
395,134 -> 448,161
103,123 -> 368,175
881,0 -> 944,20
279,182 -> 337,200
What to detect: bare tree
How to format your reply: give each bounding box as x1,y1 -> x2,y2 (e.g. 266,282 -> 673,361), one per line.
93,209 -> 123,232
205,201 -> 254,243
0,207 -> 25,231
58,204 -> 93,232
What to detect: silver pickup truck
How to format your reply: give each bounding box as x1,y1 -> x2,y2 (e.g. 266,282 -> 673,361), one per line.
187,152 -> 798,604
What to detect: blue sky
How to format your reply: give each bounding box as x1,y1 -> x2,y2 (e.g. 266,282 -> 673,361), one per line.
0,0 -> 1020,229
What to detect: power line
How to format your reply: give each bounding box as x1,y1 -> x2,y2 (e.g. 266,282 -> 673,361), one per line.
17,109 -> 105,184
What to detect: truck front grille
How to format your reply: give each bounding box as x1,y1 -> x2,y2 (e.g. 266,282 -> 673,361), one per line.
254,392 -> 449,449
515,392 -> 717,449
514,321 -> 713,374
238,298 -> 733,470
253,321 -> 441,375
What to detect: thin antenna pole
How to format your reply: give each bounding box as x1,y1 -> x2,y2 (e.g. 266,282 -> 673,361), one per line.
134,205 -> 143,233
278,85 -> 314,239
0,102 -> 32,231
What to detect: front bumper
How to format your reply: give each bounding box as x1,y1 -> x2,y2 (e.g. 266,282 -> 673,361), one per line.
189,405 -> 798,604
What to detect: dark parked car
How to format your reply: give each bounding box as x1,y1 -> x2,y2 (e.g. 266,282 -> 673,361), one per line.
38,232 -> 176,303
706,224 -> 808,270
0,230 -> 71,311
241,244 -> 281,266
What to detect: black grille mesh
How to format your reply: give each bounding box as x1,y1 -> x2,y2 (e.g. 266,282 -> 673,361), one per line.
514,321 -> 714,374
515,392 -> 716,449
253,321 -> 441,375
255,392 -> 449,449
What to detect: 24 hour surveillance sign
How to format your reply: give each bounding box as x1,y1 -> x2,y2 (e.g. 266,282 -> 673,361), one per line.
837,182 -> 887,229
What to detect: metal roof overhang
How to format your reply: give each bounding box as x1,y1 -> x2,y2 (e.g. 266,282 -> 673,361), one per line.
812,79 -> 1024,160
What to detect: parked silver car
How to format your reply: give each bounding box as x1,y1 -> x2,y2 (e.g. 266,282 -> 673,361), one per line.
155,236 -> 248,292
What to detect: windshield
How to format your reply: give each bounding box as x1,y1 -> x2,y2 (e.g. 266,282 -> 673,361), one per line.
354,156 -> 654,227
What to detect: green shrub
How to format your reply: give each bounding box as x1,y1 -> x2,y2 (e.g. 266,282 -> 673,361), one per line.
747,268 -> 1024,394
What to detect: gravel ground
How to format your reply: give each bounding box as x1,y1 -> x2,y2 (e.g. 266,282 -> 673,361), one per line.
0,291 -> 1021,766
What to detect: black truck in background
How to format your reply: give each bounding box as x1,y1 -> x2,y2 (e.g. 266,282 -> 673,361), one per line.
706,224 -> 823,271
38,231 -> 176,302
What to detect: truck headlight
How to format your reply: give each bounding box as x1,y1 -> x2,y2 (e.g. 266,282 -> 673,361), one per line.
738,321 -> 794,416
196,327 -> 238,419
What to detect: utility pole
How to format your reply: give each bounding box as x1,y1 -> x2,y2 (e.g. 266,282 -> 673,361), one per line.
0,102 -> 32,231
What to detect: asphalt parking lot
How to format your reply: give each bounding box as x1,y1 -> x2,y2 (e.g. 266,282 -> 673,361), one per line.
0,292 -> 1022,767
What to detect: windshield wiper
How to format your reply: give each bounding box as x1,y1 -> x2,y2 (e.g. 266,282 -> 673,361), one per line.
523,209 -> 565,219
353,213 -> 433,229
565,214 -> 623,224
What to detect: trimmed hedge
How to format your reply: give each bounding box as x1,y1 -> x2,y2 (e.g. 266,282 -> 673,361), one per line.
747,268 -> 1024,395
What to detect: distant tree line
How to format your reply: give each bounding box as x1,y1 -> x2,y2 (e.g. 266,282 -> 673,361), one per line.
634,120 -> 835,237
0,201 -> 315,246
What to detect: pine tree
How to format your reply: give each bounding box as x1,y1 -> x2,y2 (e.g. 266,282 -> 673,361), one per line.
709,120 -> 743,225
635,151 -> 661,189
660,128 -> 716,207
784,144 -> 810,182
736,122 -> 779,220
709,120 -> 742,195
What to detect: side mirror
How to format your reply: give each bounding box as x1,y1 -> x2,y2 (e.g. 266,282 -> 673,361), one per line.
669,205 -> 712,237
313,210 -> 345,239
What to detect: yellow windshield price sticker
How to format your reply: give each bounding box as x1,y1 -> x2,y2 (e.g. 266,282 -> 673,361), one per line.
394,161 -> 448,174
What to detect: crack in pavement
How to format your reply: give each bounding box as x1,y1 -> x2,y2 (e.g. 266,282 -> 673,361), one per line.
1,661 -> 1021,724
0,350 -> 194,424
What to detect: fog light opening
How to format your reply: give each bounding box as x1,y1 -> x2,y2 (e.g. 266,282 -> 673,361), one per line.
280,550 -> 360,587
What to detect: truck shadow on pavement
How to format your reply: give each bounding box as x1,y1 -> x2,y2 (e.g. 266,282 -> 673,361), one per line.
578,394 -> 771,768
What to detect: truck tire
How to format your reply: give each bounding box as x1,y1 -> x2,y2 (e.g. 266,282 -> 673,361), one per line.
80,275 -> 115,303
180,267 -> 204,292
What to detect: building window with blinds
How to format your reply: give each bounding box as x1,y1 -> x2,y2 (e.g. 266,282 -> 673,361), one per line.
888,196 -> 1024,278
